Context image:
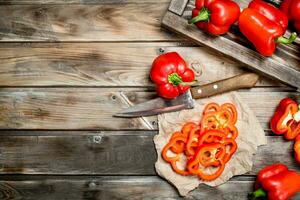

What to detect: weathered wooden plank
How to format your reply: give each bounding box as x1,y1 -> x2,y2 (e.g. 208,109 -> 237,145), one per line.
1,176 -> 299,200
0,42 -> 279,87
0,4 -> 177,42
0,132 -> 298,175
162,11 -> 300,90
0,88 -> 298,130
168,0 -> 189,15
0,176 -> 251,200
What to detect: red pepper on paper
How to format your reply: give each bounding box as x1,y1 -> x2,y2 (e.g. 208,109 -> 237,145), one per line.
189,0 -> 240,35
270,97 -> 300,140
250,163 -> 300,200
150,52 -> 196,99
280,0 -> 300,32
239,0 -> 297,56
161,103 -> 238,181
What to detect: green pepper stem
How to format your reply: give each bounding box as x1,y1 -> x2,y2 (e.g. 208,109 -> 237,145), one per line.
248,188 -> 267,200
188,7 -> 210,24
275,32 -> 297,44
298,104 -> 300,111
168,73 -> 197,86
168,73 -> 182,85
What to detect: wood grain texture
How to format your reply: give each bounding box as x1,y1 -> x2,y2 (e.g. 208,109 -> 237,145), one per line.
0,176 -> 298,200
168,0 -> 189,15
0,4 -> 176,42
0,42 -> 279,87
0,88 -> 298,130
0,131 -> 298,175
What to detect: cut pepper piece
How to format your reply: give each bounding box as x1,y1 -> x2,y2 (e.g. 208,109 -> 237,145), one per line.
162,136 -> 187,162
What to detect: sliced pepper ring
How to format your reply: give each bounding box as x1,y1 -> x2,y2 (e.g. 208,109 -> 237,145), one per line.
186,127 -> 201,156
197,143 -> 226,167
285,119 -> 300,140
294,135 -> 300,164
223,124 -> 238,140
197,159 -> 225,181
203,103 -> 220,115
181,122 -> 199,138
170,159 -> 190,176
162,136 -> 187,162
170,131 -> 187,153
198,130 -> 227,145
221,103 -> 238,124
220,138 -> 237,163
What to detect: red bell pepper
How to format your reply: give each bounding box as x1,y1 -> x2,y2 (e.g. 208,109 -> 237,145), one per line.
150,52 -> 196,99
239,0 -> 297,56
294,134 -> 300,164
280,0 -> 300,33
270,97 -> 300,140
250,163 -> 300,200
189,0 -> 240,35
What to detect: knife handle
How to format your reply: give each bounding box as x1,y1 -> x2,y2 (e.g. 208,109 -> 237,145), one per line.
190,73 -> 259,99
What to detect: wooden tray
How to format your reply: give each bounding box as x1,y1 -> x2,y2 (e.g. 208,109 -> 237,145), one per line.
162,0 -> 300,90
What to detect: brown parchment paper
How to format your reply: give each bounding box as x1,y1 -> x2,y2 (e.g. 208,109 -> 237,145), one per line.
154,92 -> 267,196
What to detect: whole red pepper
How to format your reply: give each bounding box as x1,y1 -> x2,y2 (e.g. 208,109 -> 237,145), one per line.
249,0 -> 288,32
189,0 -> 240,35
270,97 -> 300,140
239,0 -> 297,56
150,52 -> 196,99
294,134 -> 300,164
250,163 -> 300,200
280,0 -> 300,33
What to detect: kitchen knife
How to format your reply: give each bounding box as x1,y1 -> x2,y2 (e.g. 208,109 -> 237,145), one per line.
114,73 -> 259,117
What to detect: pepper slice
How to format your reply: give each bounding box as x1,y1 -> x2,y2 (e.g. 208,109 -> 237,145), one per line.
221,103 -> 238,124
197,143 -> 226,167
200,103 -> 237,135
223,124 -> 238,140
294,134 -> 300,164
170,122 -> 199,153
162,136 -> 187,162
220,138 -> 238,163
198,130 -> 227,145
170,160 -> 190,176
181,122 -> 199,138
198,130 -> 237,163
188,156 -> 226,181
186,127 -> 201,156
162,136 -> 190,176
203,103 -> 221,115
170,131 -> 187,154
198,160 -> 225,181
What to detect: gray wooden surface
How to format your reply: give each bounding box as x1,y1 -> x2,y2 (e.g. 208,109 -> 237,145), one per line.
0,0 -> 299,199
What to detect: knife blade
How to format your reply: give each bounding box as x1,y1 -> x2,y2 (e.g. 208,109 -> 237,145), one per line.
114,73 -> 259,117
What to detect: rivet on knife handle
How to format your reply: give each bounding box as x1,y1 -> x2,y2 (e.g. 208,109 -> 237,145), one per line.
190,73 -> 259,99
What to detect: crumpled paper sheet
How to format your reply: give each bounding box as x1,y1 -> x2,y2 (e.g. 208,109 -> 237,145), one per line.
154,92 -> 267,196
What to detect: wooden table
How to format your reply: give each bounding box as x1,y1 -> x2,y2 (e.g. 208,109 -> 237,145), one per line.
0,0 -> 299,199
